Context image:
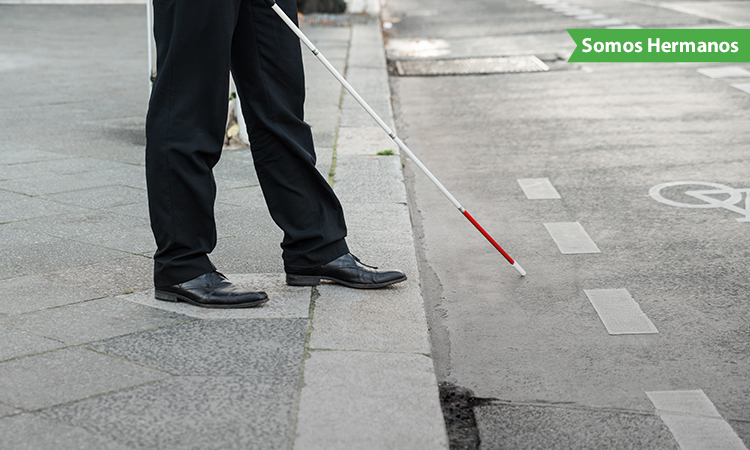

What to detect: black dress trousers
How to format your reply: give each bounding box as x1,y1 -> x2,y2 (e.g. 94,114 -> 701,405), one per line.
146,0 -> 349,287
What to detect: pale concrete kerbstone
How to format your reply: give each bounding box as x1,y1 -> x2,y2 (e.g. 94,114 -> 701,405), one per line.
333,155 -> 408,204
295,351 -> 448,450
123,274 -> 312,319
310,283 -> 431,353
336,126 -> 398,156
336,202 -> 419,273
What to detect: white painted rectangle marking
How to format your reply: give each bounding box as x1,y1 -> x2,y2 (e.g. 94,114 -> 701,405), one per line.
697,66 -> 750,79
584,289 -> 658,335
517,178 -> 561,199
646,390 -> 747,450
544,222 -> 601,254
732,83 -> 750,94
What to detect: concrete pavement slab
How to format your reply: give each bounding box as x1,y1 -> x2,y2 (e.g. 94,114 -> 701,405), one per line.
310,283 -> 431,353
2,237 -> 129,275
295,351 -> 448,450
73,226 -> 156,254
39,255 -> 153,297
0,275 -> 101,316
215,185 -> 265,208
210,235 -> 285,274
86,318 -> 307,376
0,297 -> 192,345
0,324 -> 67,361
0,403 -> 21,419
333,155 -> 407,203
10,211 -> 148,239
41,376 -> 298,450
103,200 -> 150,219
0,149 -> 71,166
0,346 -> 167,410
42,185 -> 147,210
0,414 -> 132,450
123,274 -> 312,319
0,196 -> 89,223
336,126 -> 398,156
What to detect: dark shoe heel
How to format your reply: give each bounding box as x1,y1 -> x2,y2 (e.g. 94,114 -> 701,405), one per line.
286,274 -> 321,286
154,290 -> 179,302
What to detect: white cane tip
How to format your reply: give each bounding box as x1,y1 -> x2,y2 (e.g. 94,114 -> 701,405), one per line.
513,262 -> 526,277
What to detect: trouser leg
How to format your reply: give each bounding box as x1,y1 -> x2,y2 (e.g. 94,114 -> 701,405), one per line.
146,0 -> 237,287
231,0 -> 349,272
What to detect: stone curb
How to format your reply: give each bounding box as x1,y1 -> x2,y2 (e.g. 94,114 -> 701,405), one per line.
293,21 -> 449,449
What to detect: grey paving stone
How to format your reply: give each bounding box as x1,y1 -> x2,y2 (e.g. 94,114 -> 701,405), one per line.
474,403 -> 679,450
0,268 -> 23,281
104,200 -> 150,219
2,237 -> 128,275
0,173 -> 115,197
0,189 -> 27,203
73,226 -> 156,255
43,185 -> 147,210
213,156 -> 260,189
209,235 -> 285,274
123,274 -> 311,319
295,351 -> 448,450
332,155 -> 407,203
215,185 -> 265,208
0,324 -> 67,361
0,413 -> 132,450
1,297 -> 192,345
215,205 -> 279,238
86,318 -> 307,376
0,275 -> 101,316
0,157 -> 126,181
0,347 -> 167,410
0,225 -> 56,247
311,283 -> 430,353
11,211 -> 148,239
40,255 -> 154,297
0,149 -> 71,165
42,376 -> 297,450
0,196 -> 88,223
0,402 -> 20,418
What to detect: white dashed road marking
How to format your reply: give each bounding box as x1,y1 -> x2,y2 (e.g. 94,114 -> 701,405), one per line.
732,83 -> 750,94
584,289 -> 658,335
544,222 -> 601,254
696,67 -> 750,79
646,390 -> 748,450
517,178 -> 561,199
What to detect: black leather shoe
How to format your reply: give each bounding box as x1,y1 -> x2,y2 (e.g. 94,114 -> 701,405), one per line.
155,271 -> 268,308
286,253 -> 406,289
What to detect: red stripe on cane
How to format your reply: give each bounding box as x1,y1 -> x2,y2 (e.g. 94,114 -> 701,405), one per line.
462,210 -> 515,265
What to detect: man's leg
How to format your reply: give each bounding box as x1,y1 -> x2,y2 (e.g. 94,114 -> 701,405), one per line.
230,0 -> 350,273
230,0 -> 406,288
146,0 -> 236,287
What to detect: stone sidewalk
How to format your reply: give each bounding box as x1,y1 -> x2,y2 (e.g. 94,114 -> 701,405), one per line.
0,5 -> 448,449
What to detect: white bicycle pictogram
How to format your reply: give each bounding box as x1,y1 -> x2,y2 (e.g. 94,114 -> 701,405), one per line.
649,181 -> 750,222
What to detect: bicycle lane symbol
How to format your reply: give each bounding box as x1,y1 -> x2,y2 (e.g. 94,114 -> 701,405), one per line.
649,181 -> 750,222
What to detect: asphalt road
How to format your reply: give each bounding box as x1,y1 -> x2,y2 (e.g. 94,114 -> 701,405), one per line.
384,0 -> 750,448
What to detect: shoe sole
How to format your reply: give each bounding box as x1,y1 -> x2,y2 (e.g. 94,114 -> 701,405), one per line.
154,290 -> 269,309
286,274 -> 407,289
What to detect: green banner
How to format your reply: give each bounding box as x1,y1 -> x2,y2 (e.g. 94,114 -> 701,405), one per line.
567,29 -> 750,63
